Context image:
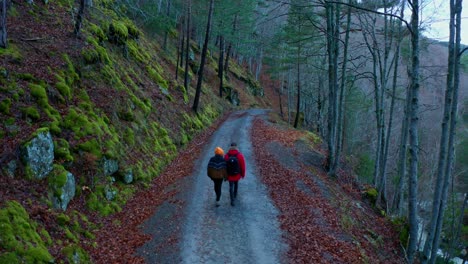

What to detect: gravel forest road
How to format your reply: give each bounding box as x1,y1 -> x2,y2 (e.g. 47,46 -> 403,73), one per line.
136,109 -> 287,264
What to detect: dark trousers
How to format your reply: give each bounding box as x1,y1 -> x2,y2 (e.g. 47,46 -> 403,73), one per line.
229,181 -> 238,201
213,179 -> 223,201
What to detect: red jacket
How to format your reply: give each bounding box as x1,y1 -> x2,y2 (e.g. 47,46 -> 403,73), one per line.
224,148 -> 246,182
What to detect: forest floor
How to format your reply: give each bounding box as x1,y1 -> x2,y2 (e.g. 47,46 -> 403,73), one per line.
85,110 -> 406,264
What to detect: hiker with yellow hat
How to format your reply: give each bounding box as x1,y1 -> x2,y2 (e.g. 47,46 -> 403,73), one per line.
207,146 -> 228,207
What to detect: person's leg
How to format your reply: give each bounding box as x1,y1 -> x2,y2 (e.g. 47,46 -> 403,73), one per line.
233,181 -> 238,198
214,179 -> 222,201
229,181 -> 235,206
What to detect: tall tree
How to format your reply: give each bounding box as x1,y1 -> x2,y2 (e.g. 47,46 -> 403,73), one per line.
325,0 -> 341,177
407,0 -> 421,262
192,0 -> 214,112
422,0 -> 464,263
184,0 -> 191,93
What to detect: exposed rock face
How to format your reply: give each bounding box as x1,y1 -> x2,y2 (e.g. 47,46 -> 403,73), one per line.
102,158 -> 118,176
21,129 -> 54,179
52,171 -> 76,211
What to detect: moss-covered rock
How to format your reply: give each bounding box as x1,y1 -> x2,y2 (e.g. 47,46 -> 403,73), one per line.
49,164 -> 76,211
108,20 -> 128,45
20,128 -> 54,179
0,201 -> 53,262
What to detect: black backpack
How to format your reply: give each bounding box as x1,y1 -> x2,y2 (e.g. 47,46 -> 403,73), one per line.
226,153 -> 240,175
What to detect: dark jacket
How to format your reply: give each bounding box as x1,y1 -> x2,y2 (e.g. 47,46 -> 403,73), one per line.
207,154 -> 227,180
224,148 -> 246,182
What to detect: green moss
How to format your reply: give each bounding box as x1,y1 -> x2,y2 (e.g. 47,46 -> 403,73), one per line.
64,227 -> 79,243
62,245 -> 91,263
0,43 -> 22,62
54,138 -> 74,162
0,98 -> 12,114
147,66 -> 168,89
29,83 -> 47,101
77,139 -> 102,158
16,73 -> 35,81
89,23 -> 106,42
62,108 -> 99,138
364,187 -> 378,205
49,164 -> 69,197
20,106 -> 40,120
127,40 -> 150,64
108,21 -> 128,44
82,47 -> 100,64
124,20 -> 140,39
124,128 -> 135,145
56,213 -> 71,226
0,201 -> 53,262
55,80 -> 71,100
392,217 -> 409,248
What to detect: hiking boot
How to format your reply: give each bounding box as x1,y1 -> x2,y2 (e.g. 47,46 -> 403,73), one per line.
215,201 -> 220,207
230,200 -> 235,206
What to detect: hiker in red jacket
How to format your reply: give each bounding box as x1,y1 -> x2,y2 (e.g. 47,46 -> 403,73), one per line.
224,142 -> 246,206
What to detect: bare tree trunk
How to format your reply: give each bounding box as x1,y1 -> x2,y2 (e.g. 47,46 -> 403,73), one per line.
429,1 -> 463,263
407,0 -> 421,262
184,1 -> 191,93
333,0 -> 352,175
0,0 -> 7,48
74,0 -> 86,36
224,13 -> 238,73
175,18 -> 184,81
325,1 -> 340,176
218,35 -> 224,97
293,45 -> 301,128
163,0 -> 171,51
422,0 -> 456,260
192,0 -> 214,112
388,1 -> 405,215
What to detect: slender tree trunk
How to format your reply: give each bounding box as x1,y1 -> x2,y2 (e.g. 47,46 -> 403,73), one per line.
395,82 -> 411,216
0,0 -> 7,48
224,13 -> 237,74
429,1 -> 463,262
388,1 -> 405,215
287,69 -> 292,125
192,0 -> 214,112
184,1 -> 191,93
175,19 -> 184,81
218,35 -> 224,97
422,0 -> 456,260
325,1 -> 340,176
333,0 -> 352,174
74,0 -> 86,36
293,45 -> 301,128
163,0 -> 171,51
407,0 -> 421,262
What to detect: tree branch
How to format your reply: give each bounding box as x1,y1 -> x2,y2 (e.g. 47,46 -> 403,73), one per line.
324,0 -> 412,34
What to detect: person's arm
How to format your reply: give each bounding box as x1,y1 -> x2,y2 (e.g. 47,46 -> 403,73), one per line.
239,153 -> 246,177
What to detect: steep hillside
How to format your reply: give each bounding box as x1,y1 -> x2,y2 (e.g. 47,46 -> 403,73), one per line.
0,0 -> 274,262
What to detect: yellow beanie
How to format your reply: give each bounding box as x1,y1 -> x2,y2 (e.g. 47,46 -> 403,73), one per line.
214,147 -> 224,156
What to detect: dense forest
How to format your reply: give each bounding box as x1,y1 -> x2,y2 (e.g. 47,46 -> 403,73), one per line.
0,0 -> 467,263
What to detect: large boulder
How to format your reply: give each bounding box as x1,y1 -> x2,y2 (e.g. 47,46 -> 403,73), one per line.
51,170 -> 76,211
20,128 -> 54,179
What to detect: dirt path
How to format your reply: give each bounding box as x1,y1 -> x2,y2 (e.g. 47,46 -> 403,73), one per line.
136,109 -> 287,263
